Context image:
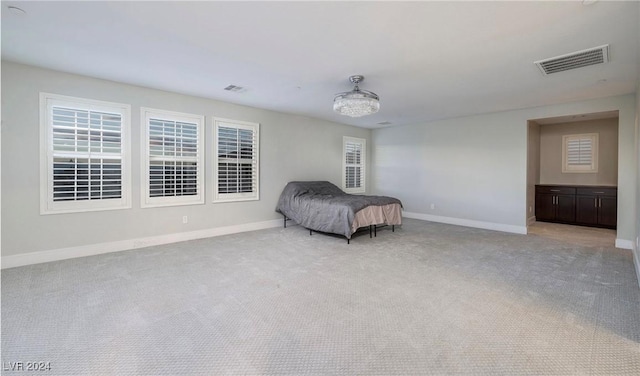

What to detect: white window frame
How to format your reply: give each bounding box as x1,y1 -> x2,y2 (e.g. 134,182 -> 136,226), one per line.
213,117 -> 260,203
343,136 -> 366,194
39,93 -> 131,215
562,133 -> 599,173
141,108 -> 205,208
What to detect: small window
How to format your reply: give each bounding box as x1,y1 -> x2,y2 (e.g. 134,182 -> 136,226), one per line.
562,133 -> 598,173
213,118 -> 259,203
343,136 -> 366,193
141,108 -> 205,207
40,93 -> 131,214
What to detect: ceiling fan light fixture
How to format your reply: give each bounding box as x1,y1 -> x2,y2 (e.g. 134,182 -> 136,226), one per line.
333,75 -> 380,117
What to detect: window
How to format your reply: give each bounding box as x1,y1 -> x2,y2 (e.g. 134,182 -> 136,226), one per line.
141,108 -> 204,207
40,93 -> 131,214
343,136 -> 366,193
213,118 -> 259,202
562,133 -> 599,173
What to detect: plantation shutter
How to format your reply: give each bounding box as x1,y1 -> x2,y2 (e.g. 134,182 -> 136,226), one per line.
345,141 -> 363,189
214,119 -> 259,202
343,137 -> 366,193
51,106 -> 123,202
566,138 -> 592,167
562,133 -> 598,173
148,118 -> 199,198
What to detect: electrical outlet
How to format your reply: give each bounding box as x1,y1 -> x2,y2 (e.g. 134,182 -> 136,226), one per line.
182,216 -> 188,224
430,203 -> 435,210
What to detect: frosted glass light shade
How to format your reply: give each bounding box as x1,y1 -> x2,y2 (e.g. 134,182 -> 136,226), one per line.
333,90 -> 380,117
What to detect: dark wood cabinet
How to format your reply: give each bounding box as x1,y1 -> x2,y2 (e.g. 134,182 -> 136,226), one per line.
535,185 -> 576,224
535,193 -> 555,222
556,195 -> 577,223
535,185 -> 617,229
575,187 -> 617,229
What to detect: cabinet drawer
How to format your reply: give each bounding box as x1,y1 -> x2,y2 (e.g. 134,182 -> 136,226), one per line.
576,187 -> 617,197
536,185 -> 576,195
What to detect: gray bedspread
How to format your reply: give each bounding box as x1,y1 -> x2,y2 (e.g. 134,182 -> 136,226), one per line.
275,181 -> 402,239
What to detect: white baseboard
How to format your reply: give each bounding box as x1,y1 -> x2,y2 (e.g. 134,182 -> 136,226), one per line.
617,236 -> 639,287
403,212 -> 527,235
615,238 -> 634,250
1,219 -> 283,269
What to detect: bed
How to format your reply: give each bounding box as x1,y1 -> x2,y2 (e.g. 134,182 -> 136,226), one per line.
275,181 -> 402,242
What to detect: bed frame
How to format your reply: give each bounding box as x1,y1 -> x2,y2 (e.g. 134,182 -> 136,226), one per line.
281,214 -> 395,244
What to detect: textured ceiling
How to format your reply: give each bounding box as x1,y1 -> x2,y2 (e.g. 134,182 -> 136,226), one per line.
2,1 -> 639,128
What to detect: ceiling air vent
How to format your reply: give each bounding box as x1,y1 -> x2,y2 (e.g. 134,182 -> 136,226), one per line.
224,84 -> 245,92
534,44 -> 609,75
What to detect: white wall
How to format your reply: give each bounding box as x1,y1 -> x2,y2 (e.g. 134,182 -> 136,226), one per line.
1,62 -> 371,264
372,94 -> 637,246
635,89 -> 640,285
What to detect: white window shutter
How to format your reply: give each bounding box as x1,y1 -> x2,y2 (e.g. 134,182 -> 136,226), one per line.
343,137 -> 366,193
40,93 -> 131,214
213,118 -> 260,202
566,138 -> 592,166
141,108 -> 204,208
562,133 -> 598,173
51,107 -> 123,201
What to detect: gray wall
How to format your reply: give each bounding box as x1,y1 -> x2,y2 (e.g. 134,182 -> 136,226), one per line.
527,122 -> 541,222
372,111 -> 527,228
1,62 -> 371,256
539,119 -> 618,186
635,89 -> 640,285
635,0 -> 640,287
634,3 -> 640,285
371,94 -> 637,244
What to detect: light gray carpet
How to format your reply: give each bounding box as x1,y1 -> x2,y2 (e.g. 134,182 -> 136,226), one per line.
2,219 -> 639,375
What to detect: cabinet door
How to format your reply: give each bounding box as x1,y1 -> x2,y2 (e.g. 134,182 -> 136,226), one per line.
598,196 -> 617,228
576,195 -> 598,225
556,194 -> 576,223
535,193 -> 555,221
